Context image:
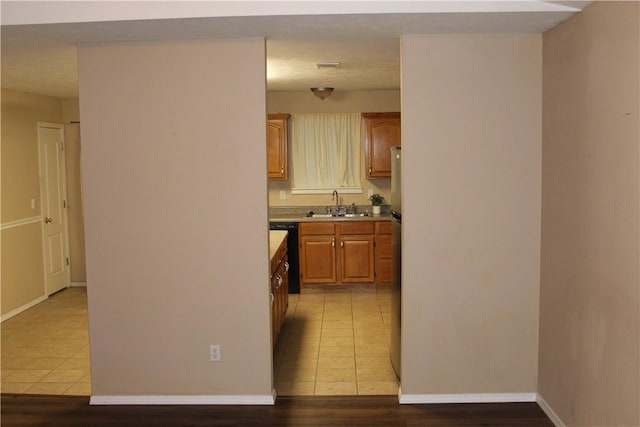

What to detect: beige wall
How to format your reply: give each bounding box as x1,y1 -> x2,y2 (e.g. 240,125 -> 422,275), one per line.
1,89 -> 62,221
62,98 -> 86,282
62,98 -> 80,121
1,223 -> 46,315
1,89 -> 62,316
539,2 -> 640,426
267,90 -> 400,207
79,39 -> 272,396
268,89 -> 400,114
401,34 -> 542,395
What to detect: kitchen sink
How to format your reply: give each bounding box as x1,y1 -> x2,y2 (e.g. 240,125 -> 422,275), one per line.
306,212 -> 368,218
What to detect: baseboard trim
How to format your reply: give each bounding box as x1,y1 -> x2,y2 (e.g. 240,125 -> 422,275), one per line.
70,281 -> 87,287
90,394 -> 276,405
1,295 -> 47,322
536,394 -> 566,427
399,392 -> 537,404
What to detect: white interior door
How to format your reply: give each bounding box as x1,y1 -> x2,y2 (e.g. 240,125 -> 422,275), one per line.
38,122 -> 70,295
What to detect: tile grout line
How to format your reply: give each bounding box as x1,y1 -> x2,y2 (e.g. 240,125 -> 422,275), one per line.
351,290 -> 361,396
312,291 -> 325,396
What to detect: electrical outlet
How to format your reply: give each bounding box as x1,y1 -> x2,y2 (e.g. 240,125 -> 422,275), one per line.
209,344 -> 221,362
280,190 -> 286,200
367,189 -> 374,198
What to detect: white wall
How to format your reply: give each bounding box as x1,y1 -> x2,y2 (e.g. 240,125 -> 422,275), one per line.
401,34 -> 542,397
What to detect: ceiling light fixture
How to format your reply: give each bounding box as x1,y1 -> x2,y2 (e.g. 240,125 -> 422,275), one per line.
310,87 -> 334,100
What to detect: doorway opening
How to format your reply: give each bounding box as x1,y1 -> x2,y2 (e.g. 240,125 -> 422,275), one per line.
1,122 -> 90,396
266,37 -> 401,398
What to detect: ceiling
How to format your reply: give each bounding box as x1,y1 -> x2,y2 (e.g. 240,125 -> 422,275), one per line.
1,1 -> 590,98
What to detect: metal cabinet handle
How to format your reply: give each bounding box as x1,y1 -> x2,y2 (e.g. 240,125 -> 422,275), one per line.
368,166 -> 372,174
44,217 -> 53,223
341,240 -> 344,248
332,239 -> 335,247
284,261 -> 290,272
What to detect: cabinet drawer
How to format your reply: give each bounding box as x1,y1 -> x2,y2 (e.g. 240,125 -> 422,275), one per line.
300,222 -> 335,235
340,222 -> 374,235
375,221 -> 391,234
271,239 -> 287,275
376,221 -> 391,234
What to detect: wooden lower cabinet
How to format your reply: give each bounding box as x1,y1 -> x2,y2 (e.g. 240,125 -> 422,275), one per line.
300,236 -> 337,283
340,224 -> 375,283
374,221 -> 392,285
299,223 -> 336,284
271,238 -> 289,347
300,222 -> 375,286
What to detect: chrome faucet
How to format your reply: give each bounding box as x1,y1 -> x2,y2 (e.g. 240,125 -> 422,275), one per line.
332,189 -> 339,213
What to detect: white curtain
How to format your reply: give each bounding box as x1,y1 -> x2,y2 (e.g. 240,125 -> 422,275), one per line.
291,113 -> 362,191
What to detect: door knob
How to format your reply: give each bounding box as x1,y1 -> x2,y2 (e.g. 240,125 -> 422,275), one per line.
44,217 -> 53,223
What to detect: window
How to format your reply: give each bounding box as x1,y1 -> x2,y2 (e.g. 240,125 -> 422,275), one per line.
290,113 -> 362,194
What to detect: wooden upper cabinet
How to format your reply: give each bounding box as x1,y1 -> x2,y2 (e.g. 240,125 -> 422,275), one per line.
362,112 -> 401,179
267,114 -> 290,180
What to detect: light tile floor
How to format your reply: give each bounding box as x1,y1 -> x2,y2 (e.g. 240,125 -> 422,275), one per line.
1,288 -> 91,395
273,286 -> 399,396
1,286 -> 398,397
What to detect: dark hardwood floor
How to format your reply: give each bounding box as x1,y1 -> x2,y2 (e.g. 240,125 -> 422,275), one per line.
1,394 -> 554,427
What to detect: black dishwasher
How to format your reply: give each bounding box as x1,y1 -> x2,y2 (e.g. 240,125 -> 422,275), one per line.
269,222 -> 300,294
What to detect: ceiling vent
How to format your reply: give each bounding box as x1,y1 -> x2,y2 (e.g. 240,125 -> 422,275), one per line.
315,62 -> 341,69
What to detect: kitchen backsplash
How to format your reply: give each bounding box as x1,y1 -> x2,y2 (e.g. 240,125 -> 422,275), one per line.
269,204 -> 391,217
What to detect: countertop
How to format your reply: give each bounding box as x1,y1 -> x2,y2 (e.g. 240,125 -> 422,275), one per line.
269,230 -> 288,261
269,213 -> 391,223
269,205 -> 392,223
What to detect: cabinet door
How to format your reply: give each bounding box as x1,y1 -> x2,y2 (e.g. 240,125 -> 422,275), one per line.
280,255 -> 289,318
271,275 -> 278,347
376,257 -> 392,285
300,236 -> 336,283
375,222 -> 392,285
267,114 -> 290,180
363,112 -> 401,179
375,233 -> 392,284
340,235 -> 375,283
